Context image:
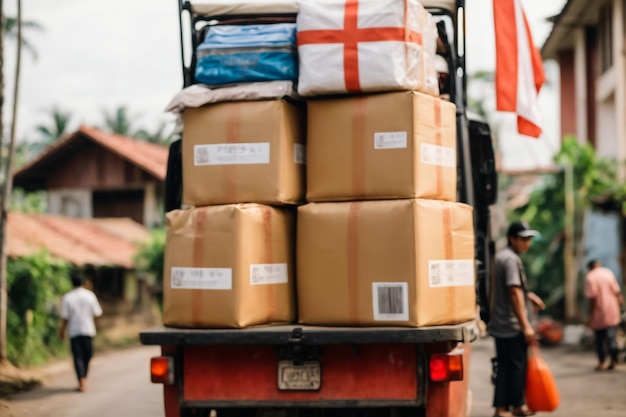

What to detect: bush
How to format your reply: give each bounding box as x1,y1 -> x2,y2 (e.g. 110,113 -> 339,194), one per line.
134,228 -> 166,308
7,251 -> 72,366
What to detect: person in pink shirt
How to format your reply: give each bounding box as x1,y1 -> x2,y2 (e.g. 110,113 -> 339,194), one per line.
585,260 -> 624,371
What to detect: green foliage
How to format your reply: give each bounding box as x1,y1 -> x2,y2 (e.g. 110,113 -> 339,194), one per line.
11,188 -> 47,213
100,106 -> 175,145
134,228 -> 166,309
134,228 -> 165,284
511,137 -> 626,319
555,136 -> 626,207
4,16 -> 44,60
7,252 -> 72,366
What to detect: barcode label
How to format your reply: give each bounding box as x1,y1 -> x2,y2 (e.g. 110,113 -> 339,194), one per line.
194,143 -> 270,166
428,260 -> 475,287
170,267 -> 232,290
372,282 -> 409,321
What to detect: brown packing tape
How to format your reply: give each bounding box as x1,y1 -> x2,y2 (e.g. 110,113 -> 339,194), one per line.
442,204 -> 456,320
191,208 -> 208,326
434,98 -> 443,197
351,97 -> 367,197
224,103 -> 242,203
261,206 -> 276,322
347,202 -> 361,323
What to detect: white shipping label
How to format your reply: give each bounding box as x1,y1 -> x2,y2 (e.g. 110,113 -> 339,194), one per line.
294,143 -> 306,164
170,267 -> 232,290
374,132 -> 408,149
428,260 -> 475,288
194,143 -> 270,166
420,143 -> 456,167
250,263 -> 289,285
372,282 -> 409,321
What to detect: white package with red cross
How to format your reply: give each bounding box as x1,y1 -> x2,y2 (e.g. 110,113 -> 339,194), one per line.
296,0 -> 439,97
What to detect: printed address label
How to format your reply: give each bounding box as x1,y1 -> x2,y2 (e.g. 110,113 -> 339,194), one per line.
421,143 -> 456,167
428,260 -> 474,288
250,263 -> 288,285
194,143 -> 270,166
170,267 -> 232,290
374,132 -> 408,149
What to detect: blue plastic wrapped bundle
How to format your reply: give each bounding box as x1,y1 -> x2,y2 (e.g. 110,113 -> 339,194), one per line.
195,23 -> 298,85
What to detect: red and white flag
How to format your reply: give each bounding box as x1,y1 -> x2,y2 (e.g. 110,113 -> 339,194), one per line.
493,0 -> 546,138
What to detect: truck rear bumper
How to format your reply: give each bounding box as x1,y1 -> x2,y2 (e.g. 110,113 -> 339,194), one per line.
140,323 -> 477,346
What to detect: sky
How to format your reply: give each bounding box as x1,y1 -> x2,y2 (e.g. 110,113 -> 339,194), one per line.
3,0 -> 567,170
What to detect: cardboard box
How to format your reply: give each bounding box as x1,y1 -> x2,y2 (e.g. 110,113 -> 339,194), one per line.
164,204 -> 296,328
297,199 -> 475,327
307,91 -> 457,202
183,99 -> 305,206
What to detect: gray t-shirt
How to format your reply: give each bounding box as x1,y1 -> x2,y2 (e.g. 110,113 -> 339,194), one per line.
487,246 -> 530,338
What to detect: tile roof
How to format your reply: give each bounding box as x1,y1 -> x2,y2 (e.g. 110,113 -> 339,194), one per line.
78,126 -> 168,180
6,212 -> 152,268
14,126 -> 168,181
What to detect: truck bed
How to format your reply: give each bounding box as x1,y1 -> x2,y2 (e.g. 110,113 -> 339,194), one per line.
140,322 -> 478,346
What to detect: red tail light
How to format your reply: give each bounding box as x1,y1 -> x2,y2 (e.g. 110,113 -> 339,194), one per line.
151,356 -> 174,385
429,351 -> 464,382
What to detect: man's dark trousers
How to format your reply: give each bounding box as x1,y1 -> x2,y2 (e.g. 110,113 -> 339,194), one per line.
493,333 -> 527,409
594,326 -> 619,364
70,335 -> 93,382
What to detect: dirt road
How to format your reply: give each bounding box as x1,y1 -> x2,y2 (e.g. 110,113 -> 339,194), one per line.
1,337 -> 624,416
3,345 -> 164,417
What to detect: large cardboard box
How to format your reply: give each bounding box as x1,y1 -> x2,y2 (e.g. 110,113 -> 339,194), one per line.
164,204 -> 296,328
307,91 -> 457,202
183,99 -> 305,206
297,199 -> 475,327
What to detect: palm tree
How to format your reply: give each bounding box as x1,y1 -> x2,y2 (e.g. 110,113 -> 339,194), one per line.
101,106 -> 174,145
4,16 -> 42,60
135,121 -> 175,145
102,106 -> 136,136
36,107 -> 72,142
21,107 -> 73,160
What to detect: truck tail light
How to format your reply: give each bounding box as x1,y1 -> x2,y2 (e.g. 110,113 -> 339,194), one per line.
151,356 -> 174,385
429,351 -> 463,382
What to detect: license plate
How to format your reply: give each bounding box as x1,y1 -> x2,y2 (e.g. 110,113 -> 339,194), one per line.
277,361 -> 321,390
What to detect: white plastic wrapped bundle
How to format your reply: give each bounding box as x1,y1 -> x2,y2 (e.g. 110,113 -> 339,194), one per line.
296,0 -> 439,96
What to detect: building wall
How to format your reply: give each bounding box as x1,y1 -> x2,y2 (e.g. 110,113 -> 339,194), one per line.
558,50 -> 577,138
596,92 -> 618,158
48,188 -> 93,218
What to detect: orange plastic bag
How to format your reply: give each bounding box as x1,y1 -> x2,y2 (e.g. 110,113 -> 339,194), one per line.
525,344 -> 560,412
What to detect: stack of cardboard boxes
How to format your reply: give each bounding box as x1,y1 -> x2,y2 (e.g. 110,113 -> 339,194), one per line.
295,0 -> 476,327
163,32 -> 304,328
163,0 -> 476,329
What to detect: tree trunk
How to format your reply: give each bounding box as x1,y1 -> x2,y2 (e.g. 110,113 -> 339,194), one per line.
0,0 -> 22,362
0,0 -> 7,362
563,164 -> 577,322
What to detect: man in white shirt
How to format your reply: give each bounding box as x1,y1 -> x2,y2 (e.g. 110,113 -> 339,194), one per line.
59,273 -> 103,392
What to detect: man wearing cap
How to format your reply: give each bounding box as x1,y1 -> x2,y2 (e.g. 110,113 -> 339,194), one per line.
489,221 -> 545,417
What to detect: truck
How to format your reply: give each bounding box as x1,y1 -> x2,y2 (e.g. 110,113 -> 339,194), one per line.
140,1 -> 498,416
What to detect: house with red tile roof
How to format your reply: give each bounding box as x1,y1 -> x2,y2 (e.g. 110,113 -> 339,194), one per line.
9,127 -> 170,338
13,125 -> 168,227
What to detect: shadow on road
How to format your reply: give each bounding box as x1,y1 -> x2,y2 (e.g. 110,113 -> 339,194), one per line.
7,386 -> 79,403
